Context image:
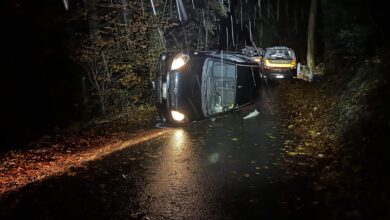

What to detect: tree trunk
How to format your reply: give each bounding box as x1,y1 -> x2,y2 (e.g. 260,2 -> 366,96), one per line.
248,20 -> 252,42
88,9 -> 99,39
254,7 -> 256,27
240,2 -> 243,31
267,0 -> 270,19
294,7 -> 298,33
202,9 -> 208,50
226,26 -> 229,51
99,95 -> 106,115
230,15 -> 235,47
258,0 -> 261,19
121,0 -> 128,24
307,0 -> 317,69
285,1 -> 288,20
260,20 -> 263,46
277,0 -> 280,22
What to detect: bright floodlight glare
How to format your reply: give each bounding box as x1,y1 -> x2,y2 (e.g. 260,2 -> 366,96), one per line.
171,54 -> 189,70
171,110 -> 185,121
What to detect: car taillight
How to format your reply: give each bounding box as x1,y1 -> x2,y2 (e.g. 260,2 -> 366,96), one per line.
291,60 -> 297,66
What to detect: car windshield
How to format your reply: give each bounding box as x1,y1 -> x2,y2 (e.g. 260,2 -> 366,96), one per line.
265,49 -> 296,60
201,59 -> 237,116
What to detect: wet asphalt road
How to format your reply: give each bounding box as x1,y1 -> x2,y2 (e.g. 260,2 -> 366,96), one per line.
0,82 -> 325,219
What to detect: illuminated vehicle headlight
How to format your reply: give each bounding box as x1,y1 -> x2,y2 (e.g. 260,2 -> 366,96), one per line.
171,110 -> 185,122
171,53 -> 190,70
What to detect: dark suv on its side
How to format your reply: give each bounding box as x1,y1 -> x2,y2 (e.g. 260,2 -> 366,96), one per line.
153,50 -> 260,124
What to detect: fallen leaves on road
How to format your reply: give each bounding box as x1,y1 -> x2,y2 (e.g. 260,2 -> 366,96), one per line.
274,78 -> 390,219
275,80 -> 338,175
0,129 -> 170,196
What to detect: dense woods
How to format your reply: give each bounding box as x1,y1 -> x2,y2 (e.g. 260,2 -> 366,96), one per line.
63,0 -> 315,125
1,0 -> 388,154
69,0 -> 388,126
0,0 -> 389,218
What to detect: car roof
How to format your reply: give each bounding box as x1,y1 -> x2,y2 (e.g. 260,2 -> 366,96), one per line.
206,51 -> 258,64
266,46 -> 293,51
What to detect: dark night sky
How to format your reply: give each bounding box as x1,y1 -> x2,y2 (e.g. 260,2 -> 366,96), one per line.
1,1 -> 82,149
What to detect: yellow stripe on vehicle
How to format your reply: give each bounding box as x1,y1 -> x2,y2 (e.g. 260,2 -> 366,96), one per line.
265,60 -> 296,68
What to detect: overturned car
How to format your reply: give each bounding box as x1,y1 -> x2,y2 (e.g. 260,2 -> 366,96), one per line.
153,51 -> 260,124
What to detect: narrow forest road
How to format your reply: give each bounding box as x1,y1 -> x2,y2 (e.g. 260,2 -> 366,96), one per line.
0,81 -> 328,220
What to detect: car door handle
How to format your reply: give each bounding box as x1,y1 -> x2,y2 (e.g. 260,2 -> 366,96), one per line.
238,85 -> 243,88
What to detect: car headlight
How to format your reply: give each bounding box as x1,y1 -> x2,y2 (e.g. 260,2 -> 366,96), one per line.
171,53 -> 190,70
171,110 -> 185,121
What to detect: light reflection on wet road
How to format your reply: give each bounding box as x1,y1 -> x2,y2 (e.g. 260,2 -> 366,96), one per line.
0,83 -> 323,219
139,102 -> 284,219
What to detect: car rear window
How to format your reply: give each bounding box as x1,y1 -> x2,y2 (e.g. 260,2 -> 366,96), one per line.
265,49 -> 296,60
